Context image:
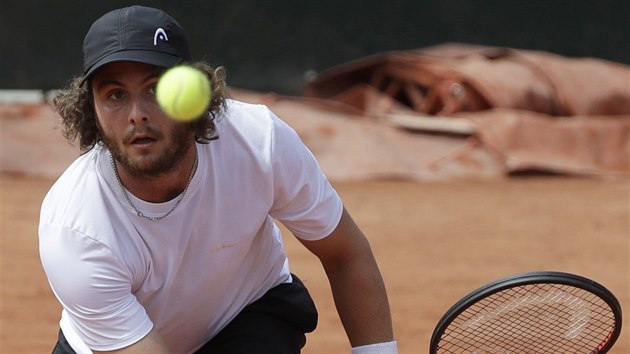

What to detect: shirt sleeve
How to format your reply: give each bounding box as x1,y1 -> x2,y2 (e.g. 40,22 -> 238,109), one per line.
39,222 -> 153,351
267,110 -> 344,241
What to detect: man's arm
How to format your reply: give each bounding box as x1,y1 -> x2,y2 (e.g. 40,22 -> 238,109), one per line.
298,207 -> 394,347
93,329 -> 169,354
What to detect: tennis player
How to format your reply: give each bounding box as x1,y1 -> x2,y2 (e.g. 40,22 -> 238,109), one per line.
39,5 -> 396,354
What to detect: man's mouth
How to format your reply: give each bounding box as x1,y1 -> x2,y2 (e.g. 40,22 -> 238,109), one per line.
130,135 -> 158,145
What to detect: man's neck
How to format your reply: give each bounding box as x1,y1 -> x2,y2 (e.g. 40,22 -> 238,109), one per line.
115,148 -> 198,203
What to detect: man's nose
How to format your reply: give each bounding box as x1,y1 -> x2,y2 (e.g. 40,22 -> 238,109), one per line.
128,97 -> 150,124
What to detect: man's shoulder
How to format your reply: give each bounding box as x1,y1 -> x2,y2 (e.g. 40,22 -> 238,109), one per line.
216,99 -> 277,138
41,148 -> 110,225
48,149 -> 101,194
223,99 -> 272,119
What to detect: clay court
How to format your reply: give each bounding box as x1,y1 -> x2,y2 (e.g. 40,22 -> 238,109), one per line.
1,96 -> 628,353
2,174 -> 628,353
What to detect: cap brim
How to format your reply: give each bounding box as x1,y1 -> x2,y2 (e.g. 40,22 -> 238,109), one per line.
83,50 -> 184,82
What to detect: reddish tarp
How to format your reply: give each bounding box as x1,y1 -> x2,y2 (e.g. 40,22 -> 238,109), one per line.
304,43 -> 630,177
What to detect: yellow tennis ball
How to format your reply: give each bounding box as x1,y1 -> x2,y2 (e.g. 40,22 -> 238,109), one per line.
156,65 -> 212,121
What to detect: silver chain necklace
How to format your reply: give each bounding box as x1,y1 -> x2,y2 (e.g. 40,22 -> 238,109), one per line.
109,151 -> 198,221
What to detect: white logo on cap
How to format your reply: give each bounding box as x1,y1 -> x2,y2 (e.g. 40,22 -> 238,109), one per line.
153,28 -> 168,46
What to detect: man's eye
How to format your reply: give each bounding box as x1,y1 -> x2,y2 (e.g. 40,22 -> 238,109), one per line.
108,90 -> 125,100
148,85 -> 157,95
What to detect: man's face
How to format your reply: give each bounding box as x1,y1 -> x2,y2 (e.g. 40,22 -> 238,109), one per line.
91,61 -> 195,177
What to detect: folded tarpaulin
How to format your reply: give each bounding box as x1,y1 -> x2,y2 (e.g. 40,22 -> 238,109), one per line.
466,109 -> 630,176
303,43 -> 630,177
304,43 -> 630,117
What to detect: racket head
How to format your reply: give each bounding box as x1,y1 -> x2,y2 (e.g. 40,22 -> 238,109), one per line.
430,271 -> 622,354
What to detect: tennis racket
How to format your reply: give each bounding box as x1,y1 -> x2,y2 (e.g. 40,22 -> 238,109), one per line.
430,271 -> 622,354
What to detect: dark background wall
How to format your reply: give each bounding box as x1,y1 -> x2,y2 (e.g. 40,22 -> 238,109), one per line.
2,0 -> 628,94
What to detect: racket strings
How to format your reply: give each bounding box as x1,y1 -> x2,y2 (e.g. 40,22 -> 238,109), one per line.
437,283 -> 617,353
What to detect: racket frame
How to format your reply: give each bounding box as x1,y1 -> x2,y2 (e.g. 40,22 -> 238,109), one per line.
429,271 -> 623,354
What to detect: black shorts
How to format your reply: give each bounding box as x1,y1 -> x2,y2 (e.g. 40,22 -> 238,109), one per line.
52,274 -> 318,354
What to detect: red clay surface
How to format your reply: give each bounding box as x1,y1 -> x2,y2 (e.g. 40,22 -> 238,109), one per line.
1,175 -> 628,353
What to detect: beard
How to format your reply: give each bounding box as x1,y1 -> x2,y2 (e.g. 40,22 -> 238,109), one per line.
102,123 -> 195,178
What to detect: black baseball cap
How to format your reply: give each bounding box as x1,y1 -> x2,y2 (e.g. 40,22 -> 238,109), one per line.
83,6 -> 191,80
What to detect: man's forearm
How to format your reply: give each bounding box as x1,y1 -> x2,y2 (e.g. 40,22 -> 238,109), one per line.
324,247 -> 394,347
299,208 -> 396,351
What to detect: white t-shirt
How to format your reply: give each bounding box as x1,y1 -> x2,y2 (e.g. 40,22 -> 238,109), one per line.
39,100 -> 344,353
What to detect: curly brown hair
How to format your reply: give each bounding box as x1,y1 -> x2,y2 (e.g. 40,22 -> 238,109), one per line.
52,62 -> 229,151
